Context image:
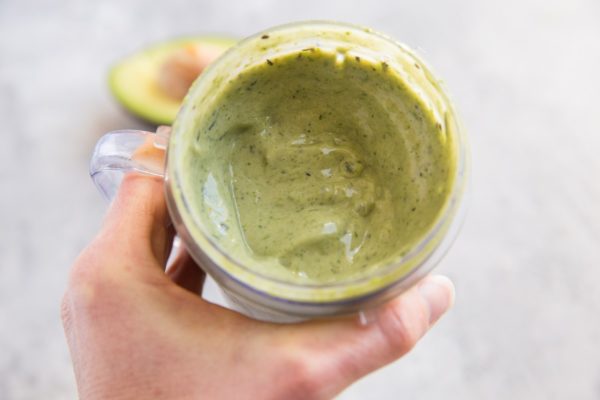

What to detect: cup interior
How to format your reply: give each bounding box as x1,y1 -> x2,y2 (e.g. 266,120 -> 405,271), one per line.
165,21 -> 467,305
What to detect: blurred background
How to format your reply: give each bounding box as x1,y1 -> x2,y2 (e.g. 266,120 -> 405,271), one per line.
1,0 -> 599,398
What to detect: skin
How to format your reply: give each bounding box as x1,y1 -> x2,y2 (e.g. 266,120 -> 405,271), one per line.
61,174 -> 455,399
184,48 -> 455,282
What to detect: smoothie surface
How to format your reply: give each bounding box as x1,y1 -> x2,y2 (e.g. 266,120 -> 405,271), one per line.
182,46 -> 456,283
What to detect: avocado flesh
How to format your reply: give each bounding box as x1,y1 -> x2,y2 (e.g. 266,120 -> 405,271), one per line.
108,37 -> 236,125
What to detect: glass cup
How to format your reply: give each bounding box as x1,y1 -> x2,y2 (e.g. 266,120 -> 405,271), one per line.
90,21 -> 468,322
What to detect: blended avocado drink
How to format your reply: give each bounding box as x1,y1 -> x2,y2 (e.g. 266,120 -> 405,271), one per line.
182,49 -> 454,284
159,21 -> 468,320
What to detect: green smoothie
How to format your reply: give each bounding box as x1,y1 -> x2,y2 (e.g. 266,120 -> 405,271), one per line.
181,46 -> 455,283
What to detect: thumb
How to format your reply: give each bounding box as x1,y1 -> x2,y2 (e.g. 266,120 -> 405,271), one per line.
99,173 -> 174,269
280,275 -> 455,398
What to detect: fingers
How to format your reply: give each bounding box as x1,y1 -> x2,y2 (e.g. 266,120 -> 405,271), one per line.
278,275 -> 454,398
415,275 -> 455,325
166,248 -> 206,294
99,173 -> 174,268
365,275 -> 455,359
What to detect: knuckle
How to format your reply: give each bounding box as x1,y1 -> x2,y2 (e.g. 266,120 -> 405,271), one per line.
377,299 -> 430,357
67,247 -> 102,290
64,244 -> 118,313
277,351 -> 322,400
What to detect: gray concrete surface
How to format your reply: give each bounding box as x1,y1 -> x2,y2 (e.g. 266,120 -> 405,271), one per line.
1,0 -> 599,398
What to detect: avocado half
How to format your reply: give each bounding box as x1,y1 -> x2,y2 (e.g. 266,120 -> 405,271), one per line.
108,36 -> 236,125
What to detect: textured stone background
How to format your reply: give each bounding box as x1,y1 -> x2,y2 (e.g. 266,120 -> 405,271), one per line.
1,0 -> 599,398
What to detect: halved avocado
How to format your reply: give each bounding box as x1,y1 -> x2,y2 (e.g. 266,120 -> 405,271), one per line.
108,36 -> 236,125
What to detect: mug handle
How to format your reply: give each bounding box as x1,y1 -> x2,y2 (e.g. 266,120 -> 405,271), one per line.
90,126 -> 171,201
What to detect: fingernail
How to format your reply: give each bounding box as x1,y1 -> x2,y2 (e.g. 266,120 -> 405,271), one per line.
418,275 -> 455,324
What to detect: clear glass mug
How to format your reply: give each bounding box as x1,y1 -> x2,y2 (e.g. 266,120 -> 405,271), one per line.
90,21 -> 468,322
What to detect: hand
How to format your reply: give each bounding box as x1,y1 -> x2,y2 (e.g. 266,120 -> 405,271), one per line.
61,174 -> 455,400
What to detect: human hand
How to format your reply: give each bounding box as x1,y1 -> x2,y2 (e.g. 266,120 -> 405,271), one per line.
61,174 -> 455,400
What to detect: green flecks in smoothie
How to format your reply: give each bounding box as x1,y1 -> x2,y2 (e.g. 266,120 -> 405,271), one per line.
183,48 -> 455,283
